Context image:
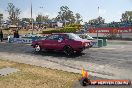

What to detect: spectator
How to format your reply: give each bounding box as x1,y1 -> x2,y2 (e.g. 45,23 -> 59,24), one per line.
14,30 -> 19,38
0,29 -> 3,42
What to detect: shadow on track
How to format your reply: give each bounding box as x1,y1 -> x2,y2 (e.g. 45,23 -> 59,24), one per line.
32,50 -> 85,58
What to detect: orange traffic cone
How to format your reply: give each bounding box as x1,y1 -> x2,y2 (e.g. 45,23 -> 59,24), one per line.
85,71 -> 89,78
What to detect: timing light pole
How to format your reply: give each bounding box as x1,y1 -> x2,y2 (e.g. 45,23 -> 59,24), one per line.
97,1 -> 100,47
97,6 -> 99,43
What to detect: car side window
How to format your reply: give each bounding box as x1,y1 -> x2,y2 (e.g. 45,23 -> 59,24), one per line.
46,35 -> 54,40
53,35 -> 59,40
46,35 -> 59,40
58,35 -> 65,40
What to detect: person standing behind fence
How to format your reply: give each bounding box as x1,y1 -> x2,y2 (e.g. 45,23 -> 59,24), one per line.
0,29 -> 3,42
14,30 -> 19,38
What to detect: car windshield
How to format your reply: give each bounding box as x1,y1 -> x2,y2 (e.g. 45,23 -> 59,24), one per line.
86,35 -> 93,39
68,33 -> 82,40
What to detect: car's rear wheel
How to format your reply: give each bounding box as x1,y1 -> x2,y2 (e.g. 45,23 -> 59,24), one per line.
63,46 -> 74,56
34,44 -> 41,52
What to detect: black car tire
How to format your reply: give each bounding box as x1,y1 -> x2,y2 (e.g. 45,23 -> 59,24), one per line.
76,51 -> 82,54
63,46 -> 74,56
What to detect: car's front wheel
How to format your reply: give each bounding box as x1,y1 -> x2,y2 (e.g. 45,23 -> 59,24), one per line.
34,44 -> 41,52
76,51 -> 82,54
63,46 -> 74,56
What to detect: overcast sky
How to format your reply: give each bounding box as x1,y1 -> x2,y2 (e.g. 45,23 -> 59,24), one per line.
0,0 -> 132,23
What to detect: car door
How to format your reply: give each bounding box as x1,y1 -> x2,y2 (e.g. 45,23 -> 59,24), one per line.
42,34 -> 59,50
56,35 -> 66,50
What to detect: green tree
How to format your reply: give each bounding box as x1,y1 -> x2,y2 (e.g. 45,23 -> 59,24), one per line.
88,16 -> 105,25
75,13 -> 83,24
56,6 -> 75,24
121,11 -> 132,22
36,14 -> 49,22
0,13 -> 3,27
6,3 -> 21,25
21,18 -> 31,23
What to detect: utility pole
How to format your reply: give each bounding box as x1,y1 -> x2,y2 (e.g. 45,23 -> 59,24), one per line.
40,6 -> 44,24
64,18 -> 66,27
30,0 -> 33,34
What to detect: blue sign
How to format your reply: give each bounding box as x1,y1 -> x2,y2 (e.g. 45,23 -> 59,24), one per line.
9,38 -> 33,44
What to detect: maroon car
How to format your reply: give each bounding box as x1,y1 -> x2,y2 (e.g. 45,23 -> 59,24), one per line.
32,33 -> 92,56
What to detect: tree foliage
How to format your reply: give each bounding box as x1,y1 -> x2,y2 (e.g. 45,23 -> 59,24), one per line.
88,16 -> 105,25
36,14 -> 50,22
75,13 -> 83,24
0,13 -> 3,27
21,18 -> 31,23
56,6 -> 75,24
6,3 -> 21,25
121,11 -> 132,22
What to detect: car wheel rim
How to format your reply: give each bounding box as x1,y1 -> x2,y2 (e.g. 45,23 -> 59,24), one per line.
64,46 -> 73,56
35,45 -> 40,52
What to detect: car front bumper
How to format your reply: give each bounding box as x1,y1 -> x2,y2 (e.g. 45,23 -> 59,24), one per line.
75,45 -> 92,52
